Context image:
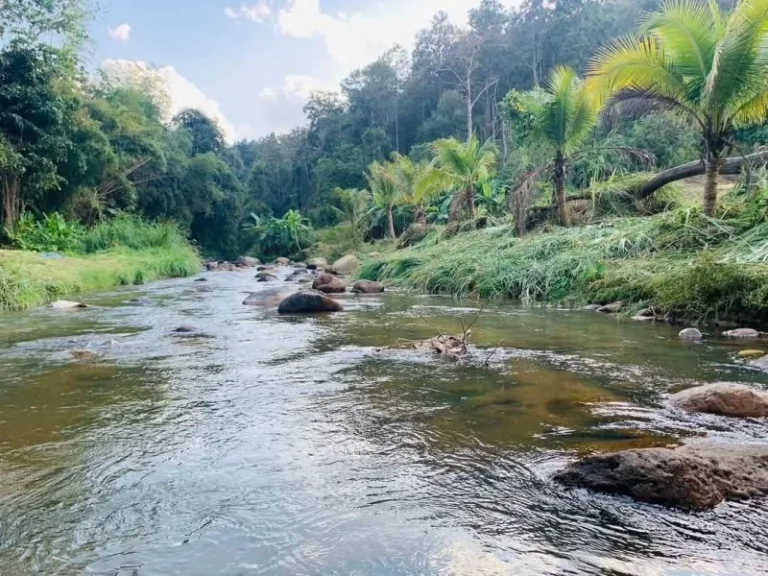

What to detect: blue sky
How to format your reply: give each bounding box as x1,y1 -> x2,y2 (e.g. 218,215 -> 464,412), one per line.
88,0 -> 519,141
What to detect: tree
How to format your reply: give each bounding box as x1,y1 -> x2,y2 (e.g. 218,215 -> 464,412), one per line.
508,67 -> 597,227
417,136 -> 497,222
588,0 -> 768,215
366,162 -> 401,238
333,188 -> 372,247
0,45 -> 79,228
172,109 -> 225,156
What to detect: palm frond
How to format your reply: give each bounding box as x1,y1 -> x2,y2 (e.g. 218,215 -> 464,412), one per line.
643,0 -> 718,77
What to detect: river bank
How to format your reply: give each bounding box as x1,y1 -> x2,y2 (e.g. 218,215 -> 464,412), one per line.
358,208 -> 768,325
0,246 -> 200,311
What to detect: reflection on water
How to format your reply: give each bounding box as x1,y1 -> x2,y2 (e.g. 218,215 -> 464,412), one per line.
1,270 -> 768,574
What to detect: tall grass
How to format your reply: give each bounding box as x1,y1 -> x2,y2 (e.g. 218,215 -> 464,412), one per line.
81,216 -> 189,253
360,200 -> 768,322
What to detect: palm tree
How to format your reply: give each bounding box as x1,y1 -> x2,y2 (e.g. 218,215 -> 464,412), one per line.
333,188 -> 372,247
511,67 -> 598,228
366,162 -> 400,239
588,0 -> 768,216
389,153 -> 428,225
417,136 -> 497,222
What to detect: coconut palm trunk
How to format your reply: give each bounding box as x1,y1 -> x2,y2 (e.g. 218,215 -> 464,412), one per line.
554,149 -> 569,227
703,154 -> 721,217
387,204 -> 396,238
467,184 -> 476,220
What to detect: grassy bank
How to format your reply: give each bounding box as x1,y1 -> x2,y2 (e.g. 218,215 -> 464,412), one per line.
0,217 -> 200,311
359,201 -> 768,323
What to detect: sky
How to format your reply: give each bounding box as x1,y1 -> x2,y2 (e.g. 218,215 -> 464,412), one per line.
88,0 -> 521,142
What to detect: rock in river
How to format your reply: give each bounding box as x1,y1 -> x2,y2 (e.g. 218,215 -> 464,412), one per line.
598,301 -> 624,314
307,257 -> 328,270
679,328 -> 703,341
554,442 -> 768,510
243,287 -> 295,307
256,272 -> 278,282
352,280 -> 385,294
331,255 -> 360,275
236,256 -> 261,268
278,290 -> 344,314
723,328 -> 761,339
312,273 -> 346,294
670,382 -> 768,418
51,300 -> 87,310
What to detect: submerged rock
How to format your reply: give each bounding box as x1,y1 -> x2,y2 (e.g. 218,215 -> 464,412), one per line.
194,277 -> 208,282
242,287 -> 295,307
285,269 -> 311,282
724,328 -> 761,339
750,355 -> 768,371
598,301 -> 624,314
352,280 -> 385,294
71,349 -> 99,361
554,442 -> 768,510
582,304 -> 602,312
312,273 -> 346,294
277,290 -> 344,314
331,255 -> 360,275
236,256 -> 261,268
679,328 -> 703,341
738,350 -> 765,359
256,272 -> 278,282
51,300 -> 87,310
670,382 -> 768,418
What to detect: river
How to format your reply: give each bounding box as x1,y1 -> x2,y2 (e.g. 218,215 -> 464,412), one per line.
1,268 -> 768,575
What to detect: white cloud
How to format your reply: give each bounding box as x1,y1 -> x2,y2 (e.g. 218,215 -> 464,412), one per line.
108,23 -> 131,42
225,2 -> 272,22
100,60 -> 238,144
246,0 -> 524,136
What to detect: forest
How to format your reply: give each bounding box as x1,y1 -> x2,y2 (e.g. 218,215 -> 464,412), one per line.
1,0 -> 767,279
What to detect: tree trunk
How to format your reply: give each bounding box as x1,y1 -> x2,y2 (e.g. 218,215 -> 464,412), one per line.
554,151 -> 569,227
467,185 -> 476,221
631,149 -> 768,201
466,74 -> 473,143
387,205 -> 396,239
704,155 -> 721,216
1,175 -> 21,230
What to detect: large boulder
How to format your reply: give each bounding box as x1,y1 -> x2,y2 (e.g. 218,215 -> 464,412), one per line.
331,255 -> 360,276
275,257 -> 290,266
307,257 -> 328,270
243,287 -> 295,307
285,269 -> 311,282
352,280 -> 385,294
670,382 -> 768,418
554,442 -> 768,510
312,273 -> 346,294
236,256 -> 261,268
205,261 -> 219,271
256,272 -> 278,282
278,290 -> 344,314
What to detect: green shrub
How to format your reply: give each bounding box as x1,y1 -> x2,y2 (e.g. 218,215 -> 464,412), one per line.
6,212 -> 84,253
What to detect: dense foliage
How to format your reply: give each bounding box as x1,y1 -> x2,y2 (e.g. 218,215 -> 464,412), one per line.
0,0 -> 765,264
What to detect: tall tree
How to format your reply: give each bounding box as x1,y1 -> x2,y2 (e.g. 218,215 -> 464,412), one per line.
171,109 -> 225,156
589,0 -> 768,215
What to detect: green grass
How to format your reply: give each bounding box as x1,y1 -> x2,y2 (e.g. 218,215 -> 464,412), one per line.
359,206 -> 768,323
0,245 -> 200,311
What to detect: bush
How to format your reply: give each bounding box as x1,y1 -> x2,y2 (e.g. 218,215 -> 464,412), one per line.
243,211 -> 314,261
80,215 -> 189,253
6,212 -> 84,252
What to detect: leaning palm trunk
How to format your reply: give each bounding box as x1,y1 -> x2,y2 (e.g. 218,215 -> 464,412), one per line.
704,155 -> 721,216
554,150 -> 569,227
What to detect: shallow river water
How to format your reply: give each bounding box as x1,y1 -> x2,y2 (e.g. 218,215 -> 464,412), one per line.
1,268 -> 768,575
